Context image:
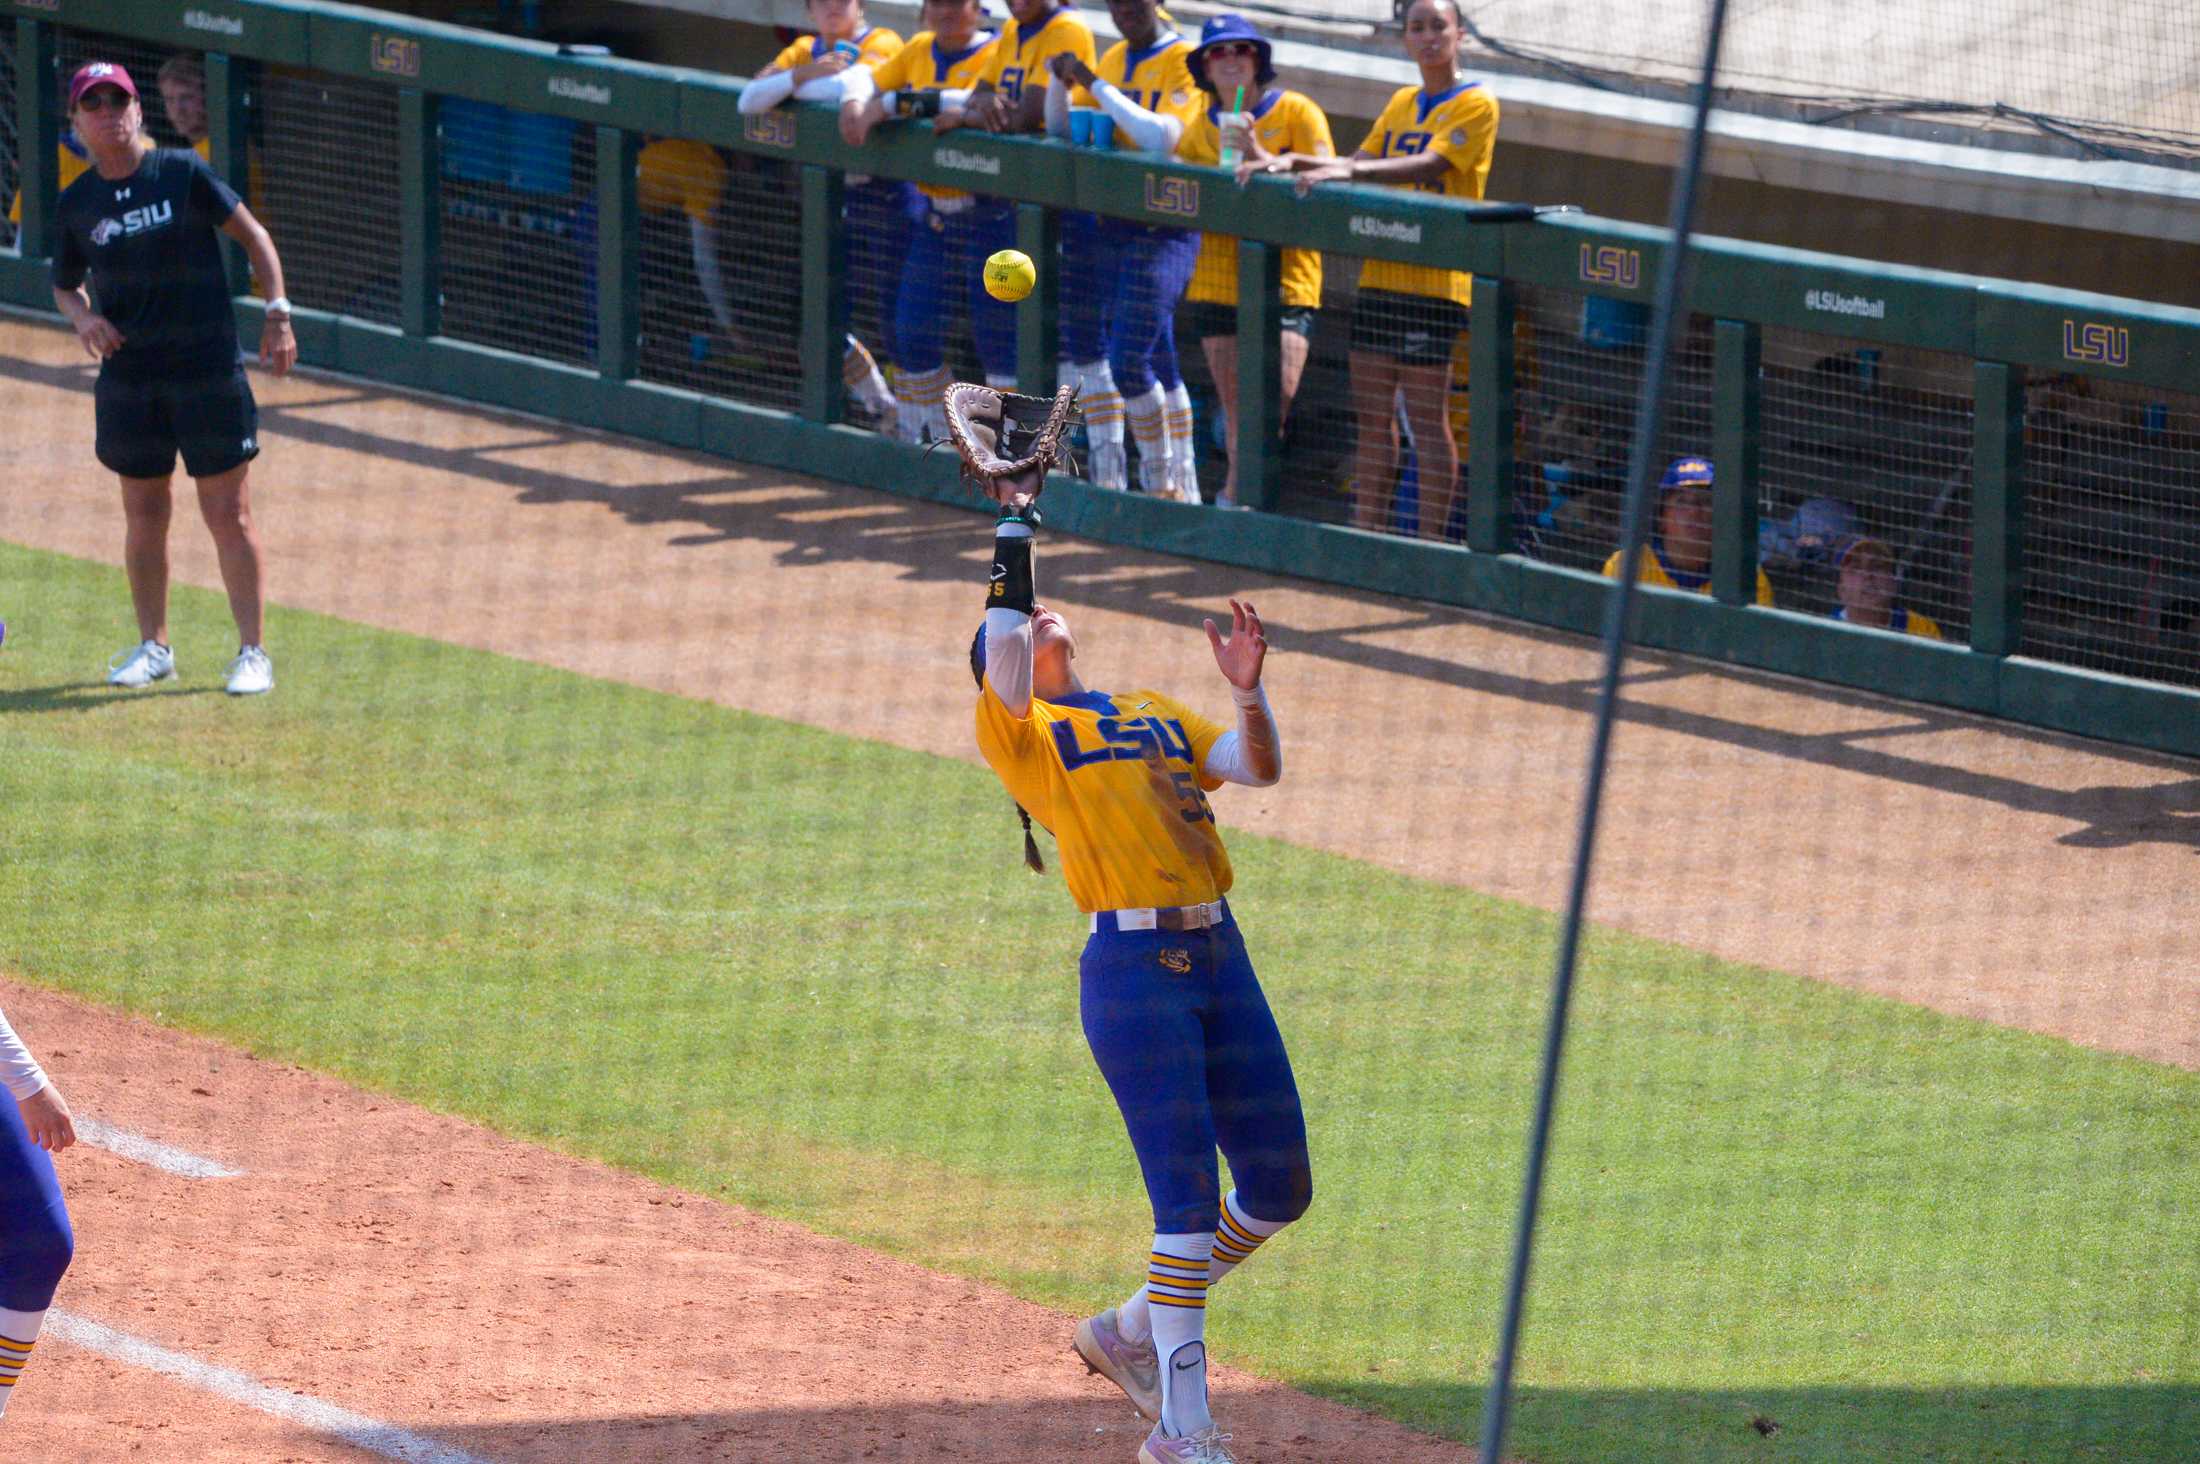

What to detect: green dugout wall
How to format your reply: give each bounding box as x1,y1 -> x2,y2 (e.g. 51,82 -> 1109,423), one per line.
6,0 -> 2199,758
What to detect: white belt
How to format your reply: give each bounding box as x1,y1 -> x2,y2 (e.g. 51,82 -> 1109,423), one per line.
1091,900 -> 1227,934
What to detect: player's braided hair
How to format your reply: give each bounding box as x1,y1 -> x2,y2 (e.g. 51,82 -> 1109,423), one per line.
970,624 -> 1046,874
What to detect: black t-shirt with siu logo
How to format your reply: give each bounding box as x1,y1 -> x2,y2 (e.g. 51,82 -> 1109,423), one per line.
52,149 -> 242,380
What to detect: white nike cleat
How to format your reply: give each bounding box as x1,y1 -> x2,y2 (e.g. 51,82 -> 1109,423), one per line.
107,640 -> 176,688
224,645 -> 274,696
1090,441 -> 1130,491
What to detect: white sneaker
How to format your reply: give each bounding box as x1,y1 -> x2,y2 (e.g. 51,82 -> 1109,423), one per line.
107,640 -> 176,688
224,645 -> 274,696
1089,441 -> 1129,491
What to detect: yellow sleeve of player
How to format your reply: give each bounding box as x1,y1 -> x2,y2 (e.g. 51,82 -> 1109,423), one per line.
1426,86 -> 1499,200
768,37 -> 815,74
979,21 -> 1017,88
1360,86 -> 1418,158
868,35 -> 922,94
974,687 -> 1057,828
1152,48 -> 1204,130
858,27 -> 903,66
1035,16 -> 1099,76
1288,92 -> 1335,157
1755,568 -> 1776,607
1147,693 -> 1230,793
1176,110 -> 1219,166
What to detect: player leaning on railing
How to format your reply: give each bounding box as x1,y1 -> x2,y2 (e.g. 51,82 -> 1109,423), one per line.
739,0 -> 905,428
949,383 -> 1312,1464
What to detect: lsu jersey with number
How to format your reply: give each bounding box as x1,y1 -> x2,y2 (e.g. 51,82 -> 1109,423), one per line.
769,24 -> 903,73
869,29 -> 1002,200
1179,90 -> 1333,307
1356,80 -> 1499,307
976,685 -> 1232,914
981,4 -> 1097,105
1072,31 -> 1202,139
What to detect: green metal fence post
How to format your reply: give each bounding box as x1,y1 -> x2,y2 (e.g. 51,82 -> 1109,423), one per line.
1016,202 -> 1061,397
596,126 -> 641,382
204,53 -> 252,297
800,163 -> 848,422
399,88 -> 441,339
1467,274 -> 1516,554
1234,237 -> 1284,514
14,20 -> 58,266
1712,318 -> 1762,605
1972,361 -> 2027,655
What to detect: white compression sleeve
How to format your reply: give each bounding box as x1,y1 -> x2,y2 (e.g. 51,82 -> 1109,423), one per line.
689,217 -> 733,333
0,1006 -> 49,1101
793,70 -> 866,106
1045,73 -> 1072,136
1090,78 -> 1182,154
1201,684 -> 1282,787
737,69 -> 796,114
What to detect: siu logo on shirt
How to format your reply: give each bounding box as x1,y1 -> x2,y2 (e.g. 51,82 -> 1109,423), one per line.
90,200 -> 174,246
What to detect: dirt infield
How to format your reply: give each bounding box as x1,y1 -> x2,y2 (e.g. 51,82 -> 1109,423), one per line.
1,312 -> 2193,1459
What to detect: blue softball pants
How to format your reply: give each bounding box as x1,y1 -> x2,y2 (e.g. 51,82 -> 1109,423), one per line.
1080,906 -> 1313,1234
846,178 -> 923,364
896,199 -> 1018,379
0,1093 -> 73,1312
1102,221 -> 1200,397
1058,212 -> 1115,367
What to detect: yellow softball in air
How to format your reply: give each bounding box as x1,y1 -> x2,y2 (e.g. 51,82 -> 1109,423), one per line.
983,249 -> 1038,303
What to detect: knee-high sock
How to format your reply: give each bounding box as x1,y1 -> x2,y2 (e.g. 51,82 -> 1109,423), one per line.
895,364 -> 951,442
1144,1233 -> 1214,1438
1075,358 -> 1126,449
0,1306 -> 49,1418
1119,1191 -> 1296,1346
843,335 -> 894,416
1124,383 -> 1170,494
1163,382 -> 1198,502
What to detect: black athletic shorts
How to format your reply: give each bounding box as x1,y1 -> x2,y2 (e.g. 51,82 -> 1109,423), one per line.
94,365 -> 260,481
1348,289 -> 1470,367
1184,300 -> 1318,342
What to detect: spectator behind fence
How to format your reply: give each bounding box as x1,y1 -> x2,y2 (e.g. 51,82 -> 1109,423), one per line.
631,135 -> 745,369
1046,0 -> 1205,500
838,0 -> 1006,439
1831,535 -> 1943,639
1267,0 -> 1495,541
740,0 -> 905,429
1180,14 -> 1332,509
154,54 -> 266,215
1601,457 -> 1776,605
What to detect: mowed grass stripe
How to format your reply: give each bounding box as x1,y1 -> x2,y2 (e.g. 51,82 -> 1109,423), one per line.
1,542 -> 2193,1463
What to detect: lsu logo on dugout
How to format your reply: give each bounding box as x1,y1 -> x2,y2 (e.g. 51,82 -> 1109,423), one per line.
370,35 -> 421,78
1580,243 -> 1642,290
1144,175 -> 1199,220
2062,321 -> 2129,368
745,113 -> 797,149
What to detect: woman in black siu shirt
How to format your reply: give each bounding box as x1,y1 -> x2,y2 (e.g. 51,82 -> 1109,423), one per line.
50,61 -> 294,696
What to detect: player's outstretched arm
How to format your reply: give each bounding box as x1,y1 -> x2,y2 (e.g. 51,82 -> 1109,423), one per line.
1203,599 -> 1281,786
981,509 -> 1039,719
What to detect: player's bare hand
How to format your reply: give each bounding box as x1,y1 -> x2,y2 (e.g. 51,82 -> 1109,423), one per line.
18,1083 -> 76,1154
74,313 -> 124,360
1205,598 -> 1267,690
1049,54 -> 1098,89
260,314 -> 296,377
792,52 -> 853,84
839,100 -> 874,146
1292,158 -> 1356,196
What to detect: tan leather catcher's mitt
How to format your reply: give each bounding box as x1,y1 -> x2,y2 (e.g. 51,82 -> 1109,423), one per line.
940,382 -> 1079,508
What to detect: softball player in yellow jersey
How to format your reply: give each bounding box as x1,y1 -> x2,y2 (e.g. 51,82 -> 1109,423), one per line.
1176,15 -> 1332,508
972,499 -> 1309,1464
1601,457 -> 1776,604
1269,0 -> 1496,540
839,1 -> 1007,434
1831,535 -> 1940,637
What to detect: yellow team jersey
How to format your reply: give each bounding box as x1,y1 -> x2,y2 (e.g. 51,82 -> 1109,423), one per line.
637,138 -> 727,223
981,6 -> 1097,105
1355,80 -> 1499,307
8,139 -> 92,227
976,684 -> 1233,914
870,28 -> 1002,201
1834,606 -> 1944,640
1073,32 -> 1202,139
1178,89 -> 1332,307
768,25 -> 904,74
1602,543 -> 1776,607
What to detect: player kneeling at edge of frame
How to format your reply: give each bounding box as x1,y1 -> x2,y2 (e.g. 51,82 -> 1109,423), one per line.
50,61 -> 296,696
952,384 -> 1311,1464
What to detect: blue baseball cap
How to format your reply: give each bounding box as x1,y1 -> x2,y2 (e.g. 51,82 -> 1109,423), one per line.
1187,14 -> 1276,93
1658,456 -> 1715,491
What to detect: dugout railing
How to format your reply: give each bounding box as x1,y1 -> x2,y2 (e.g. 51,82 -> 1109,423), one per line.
4,0 -> 2199,758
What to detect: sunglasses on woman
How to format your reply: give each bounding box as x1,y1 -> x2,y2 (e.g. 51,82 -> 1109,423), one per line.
75,88 -> 133,113
1206,43 -> 1260,59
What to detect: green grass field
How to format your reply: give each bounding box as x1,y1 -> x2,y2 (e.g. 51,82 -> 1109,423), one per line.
2,541 -> 2194,1462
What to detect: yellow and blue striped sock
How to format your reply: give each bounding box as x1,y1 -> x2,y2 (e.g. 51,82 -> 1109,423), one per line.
1145,1232 -> 1214,1437
1210,1189 -> 1291,1283
0,1321 -> 41,1417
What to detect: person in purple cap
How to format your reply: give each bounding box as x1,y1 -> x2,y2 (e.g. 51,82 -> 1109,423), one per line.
1601,456 -> 1775,604
49,60 -> 295,696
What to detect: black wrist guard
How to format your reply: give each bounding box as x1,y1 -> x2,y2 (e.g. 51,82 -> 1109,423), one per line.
903,88 -> 944,119
988,529 -> 1035,615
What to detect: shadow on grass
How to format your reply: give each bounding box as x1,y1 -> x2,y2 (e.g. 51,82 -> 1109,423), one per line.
0,681 -> 221,714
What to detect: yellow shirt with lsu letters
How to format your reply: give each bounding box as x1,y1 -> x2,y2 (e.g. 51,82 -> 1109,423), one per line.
981,5 -> 1097,107
1178,89 -> 1332,308
769,25 -> 904,73
1355,80 -> 1498,308
869,29 -> 1002,202
637,137 -> 727,223
1602,543 -> 1776,607
976,685 -> 1233,914
1072,32 -> 1203,138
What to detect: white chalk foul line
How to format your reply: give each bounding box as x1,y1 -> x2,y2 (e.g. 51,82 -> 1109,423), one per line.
74,1117 -> 243,1179
47,1311 -> 493,1464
